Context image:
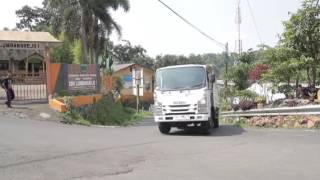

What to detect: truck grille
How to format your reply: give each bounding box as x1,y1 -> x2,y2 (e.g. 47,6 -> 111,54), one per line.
165,112 -> 196,115
163,104 -> 197,115
169,105 -> 190,108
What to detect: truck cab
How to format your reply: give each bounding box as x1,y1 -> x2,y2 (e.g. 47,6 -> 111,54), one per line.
154,64 -> 219,134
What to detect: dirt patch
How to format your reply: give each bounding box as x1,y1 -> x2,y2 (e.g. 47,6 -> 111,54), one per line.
0,101 -> 62,122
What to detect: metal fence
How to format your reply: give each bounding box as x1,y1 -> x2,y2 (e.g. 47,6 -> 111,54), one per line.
221,105 -> 320,117
0,72 -> 47,101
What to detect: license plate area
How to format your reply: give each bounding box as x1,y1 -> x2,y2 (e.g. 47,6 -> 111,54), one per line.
175,115 -> 188,121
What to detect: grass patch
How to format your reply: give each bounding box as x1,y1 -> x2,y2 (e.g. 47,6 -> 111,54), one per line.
62,109 -> 91,126
122,109 -> 152,126
62,95 -> 151,126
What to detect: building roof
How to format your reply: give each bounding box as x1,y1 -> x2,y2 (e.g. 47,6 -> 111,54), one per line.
113,63 -> 135,72
0,31 -> 61,43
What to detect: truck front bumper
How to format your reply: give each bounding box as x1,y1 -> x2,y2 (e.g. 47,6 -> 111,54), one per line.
154,114 -> 210,123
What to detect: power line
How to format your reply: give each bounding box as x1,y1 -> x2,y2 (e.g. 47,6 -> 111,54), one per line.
246,0 -> 263,45
157,0 -> 230,96
158,0 -> 225,49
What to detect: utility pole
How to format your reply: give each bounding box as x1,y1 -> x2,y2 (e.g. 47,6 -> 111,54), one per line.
133,68 -> 142,113
136,77 -> 140,113
235,0 -> 242,58
224,43 -> 229,99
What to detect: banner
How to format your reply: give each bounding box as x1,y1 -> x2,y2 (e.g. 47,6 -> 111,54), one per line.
0,42 -> 44,50
68,64 -> 98,91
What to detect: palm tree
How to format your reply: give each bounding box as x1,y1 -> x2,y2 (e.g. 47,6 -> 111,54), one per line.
45,0 -> 130,64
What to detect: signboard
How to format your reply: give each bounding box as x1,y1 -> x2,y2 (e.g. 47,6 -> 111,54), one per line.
68,64 -> 98,91
132,68 -> 143,96
0,42 -> 44,50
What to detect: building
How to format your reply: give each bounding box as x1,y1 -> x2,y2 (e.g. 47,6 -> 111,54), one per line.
0,31 -> 61,101
0,31 -> 60,77
0,51 -> 45,77
111,63 -> 154,104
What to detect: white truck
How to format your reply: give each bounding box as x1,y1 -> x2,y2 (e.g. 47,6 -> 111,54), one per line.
154,64 -> 220,134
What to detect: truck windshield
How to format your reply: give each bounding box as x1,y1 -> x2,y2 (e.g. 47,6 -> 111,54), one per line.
156,66 -> 206,91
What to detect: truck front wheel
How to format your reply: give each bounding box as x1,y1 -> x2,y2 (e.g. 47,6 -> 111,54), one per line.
212,107 -> 220,128
213,117 -> 219,128
158,123 -> 171,134
201,121 -> 212,135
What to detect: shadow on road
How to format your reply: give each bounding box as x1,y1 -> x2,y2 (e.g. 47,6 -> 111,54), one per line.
169,125 -> 246,137
137,118 -> 246,137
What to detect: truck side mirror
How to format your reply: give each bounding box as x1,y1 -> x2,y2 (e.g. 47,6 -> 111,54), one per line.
210,74 -> 216,83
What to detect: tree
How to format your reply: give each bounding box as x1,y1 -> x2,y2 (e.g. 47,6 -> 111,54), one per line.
51,33 -> 74,64
112,43 -> 147,63
227,63 -> 252,90
227,49 -> 260,91
261,46 -> 308,97
106,41 -> 155,69
155,54 -> 206,69
202,53 -> 236,79
132,56 -> 155,70
238,49 -> 257,64
249,64 -> 269,83
66,0 -> 130,64
282,0 -> 320,85
16,5 -> 51,32
262,47 -> 298,84
18,0 -> 130,64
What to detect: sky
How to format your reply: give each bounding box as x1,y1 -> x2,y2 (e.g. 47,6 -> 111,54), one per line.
0,0 -> 303,57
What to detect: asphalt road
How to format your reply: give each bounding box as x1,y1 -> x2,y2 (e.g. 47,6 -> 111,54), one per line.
0,114 -> 320,180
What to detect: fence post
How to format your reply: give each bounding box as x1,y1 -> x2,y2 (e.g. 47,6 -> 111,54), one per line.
45,47 -> 51,100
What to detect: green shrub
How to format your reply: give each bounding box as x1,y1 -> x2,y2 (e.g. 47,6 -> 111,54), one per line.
63,94 -> 149,126
57,90 -> 91,97
57,90 -> 70,97
278,84 -> 295,98
121,96 -> 153,110
112,76 -> 124,92
220,98 -> 232,111
62,108 -> 91,126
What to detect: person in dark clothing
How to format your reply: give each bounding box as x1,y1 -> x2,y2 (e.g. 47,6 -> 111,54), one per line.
1,71 -> 15,108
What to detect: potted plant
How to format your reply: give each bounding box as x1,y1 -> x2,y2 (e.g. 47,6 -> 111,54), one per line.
255,96 -> 266,109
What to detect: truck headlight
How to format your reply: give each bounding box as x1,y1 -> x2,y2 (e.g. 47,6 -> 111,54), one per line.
198,96 -> 208,114
199,98 -> 207,105
154,102 -> 163,115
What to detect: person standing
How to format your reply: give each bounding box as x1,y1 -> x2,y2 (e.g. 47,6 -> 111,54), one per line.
1,71 -> 15,108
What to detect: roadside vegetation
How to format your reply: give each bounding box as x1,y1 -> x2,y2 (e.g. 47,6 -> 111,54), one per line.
221,0 -> 320,112
62,95 -> 151,126
13,0 -> 319,88
11,0 -> 319,127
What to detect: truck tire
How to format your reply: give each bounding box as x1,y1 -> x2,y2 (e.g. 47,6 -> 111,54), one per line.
212,107 -> 220,129
158,123 -> 171,134
201,121 -> 212,135
213,115 -> 219,128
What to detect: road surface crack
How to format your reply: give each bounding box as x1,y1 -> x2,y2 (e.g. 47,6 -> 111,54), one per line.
0,141 -> 157,170
70,168 -> 134,179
